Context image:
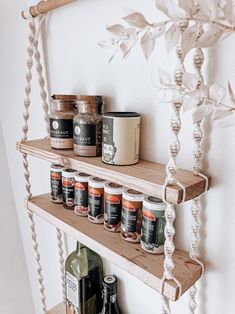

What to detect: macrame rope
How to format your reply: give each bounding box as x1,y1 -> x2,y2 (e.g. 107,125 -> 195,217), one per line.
33,13 -> 66,302
161,20 -> 188,313
22,19 -> 47,314
188,45 -> 205,314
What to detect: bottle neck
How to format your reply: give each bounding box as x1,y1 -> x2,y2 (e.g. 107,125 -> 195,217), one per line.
75,242 -> 84,256
102,289 -> 117,304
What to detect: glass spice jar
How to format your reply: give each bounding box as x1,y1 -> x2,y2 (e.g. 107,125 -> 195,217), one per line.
73,96 -> 103,157
50,95 -> 77,150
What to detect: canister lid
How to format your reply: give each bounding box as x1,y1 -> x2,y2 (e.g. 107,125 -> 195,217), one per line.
75,172 -> 91,182
122,189 -> 144,202
51,94 -> 78,101
104,182 -> 123,195
88,176 -> 106,188
143,195 -> 166,211
62,168 -> 77,178
103,112 -> 141,118
50,164 -> 64,171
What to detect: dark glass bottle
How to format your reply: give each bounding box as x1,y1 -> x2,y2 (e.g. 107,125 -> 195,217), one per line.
100,275 -> 121,314
65,242 -> 103,314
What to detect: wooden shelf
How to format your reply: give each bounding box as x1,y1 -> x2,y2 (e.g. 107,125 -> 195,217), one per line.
29,193 -> 203,302
47,302 -> 64,314
18,139 -> 210,204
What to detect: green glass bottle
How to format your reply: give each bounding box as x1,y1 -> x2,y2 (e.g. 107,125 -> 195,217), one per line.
65,242 -> 103,314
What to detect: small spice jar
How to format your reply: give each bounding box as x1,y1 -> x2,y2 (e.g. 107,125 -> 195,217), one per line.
50,164 -> 64,203
104,182 -> 124,232
73,96 -> 103,157
62,168 -> 77,209
102,112 -> 141,165
88,177 -> 106,224
74,172 -> 90,216
120,189 -> 144,243
140,196 -> 166,254
50,95 -> 77,149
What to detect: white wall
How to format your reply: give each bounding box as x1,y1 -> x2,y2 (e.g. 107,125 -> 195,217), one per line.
1,0 -> 235,314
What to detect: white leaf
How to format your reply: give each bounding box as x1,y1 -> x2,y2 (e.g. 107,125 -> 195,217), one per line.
183,95 -> 200,112
98,40 -> 115,49
123,12 -> 150,28
209,83 -> 226,103
155,0 -> 169,16
165,23 -> 181,53
213,109 -> 232,120
223,0 -> 234,25
141,33 -> 156,60
193,104 -> 213,122
197,0 -> 211,18
158,67 -> 171,85
207,0 -> 218,20
107,24 -> 127,36
196,26 -> 223,48
197,26 -> 223,48
178,0 -> 196,15
183,72 -> 199,91
228,81 -> 235,108
150,24 -> 166,39
122,35 -> 138,58
181,23 -> 200,56
217,114 -> 235,127
120,41 -> 129,55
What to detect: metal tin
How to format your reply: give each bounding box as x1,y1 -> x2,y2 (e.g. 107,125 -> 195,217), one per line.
104,182 -> 124,232
62,169 -> 77,209
140,196 -> 166,254
74,172 -> 90,216
102,112 -> 141,165
120,189 -> 144,243
88,177 -> 106,224
50,164 -> 64,203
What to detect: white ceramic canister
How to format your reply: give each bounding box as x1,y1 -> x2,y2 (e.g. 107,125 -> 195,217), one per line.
102,112 -> 141,165
140,196 -> 166,254
88,176 -> 106,224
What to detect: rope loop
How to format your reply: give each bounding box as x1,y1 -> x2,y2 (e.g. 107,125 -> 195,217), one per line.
160,274 -> 183,301
162,178 -> 186,204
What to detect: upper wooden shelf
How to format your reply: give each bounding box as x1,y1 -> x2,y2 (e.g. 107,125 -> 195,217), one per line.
29,194 -> 203,302
18,139 -> 210,204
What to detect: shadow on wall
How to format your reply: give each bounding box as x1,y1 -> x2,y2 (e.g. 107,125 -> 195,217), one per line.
0,122 -> 34,314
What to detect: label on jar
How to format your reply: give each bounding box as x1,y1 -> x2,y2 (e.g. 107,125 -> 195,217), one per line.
66,271 -> 79,313
88,188 -> 104,223
50,170 -> 63,203
50,118 -> 73,139
105,195 -> 121,225
74,182 -> 89,216
141,209 -> 166,252
63,177 -> 75,208
102,117 -> 116,164
120,199 -> 142,242
73,123 -> 97,156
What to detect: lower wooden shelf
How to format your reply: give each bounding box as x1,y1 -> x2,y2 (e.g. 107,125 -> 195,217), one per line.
47,302 -> 65,314
29,193 -> 203,302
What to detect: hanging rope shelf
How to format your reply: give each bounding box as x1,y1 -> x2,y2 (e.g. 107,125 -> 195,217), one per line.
17,1 -> 213,314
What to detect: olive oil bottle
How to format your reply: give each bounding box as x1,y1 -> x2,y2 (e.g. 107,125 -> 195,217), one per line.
65,242 -> 103,314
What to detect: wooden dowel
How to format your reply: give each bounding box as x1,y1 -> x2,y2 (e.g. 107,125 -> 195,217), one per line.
22,0 -> 77,19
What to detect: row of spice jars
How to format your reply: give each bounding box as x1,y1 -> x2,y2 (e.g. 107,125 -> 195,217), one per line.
50,94 -> 141,166
51,164 -> 166,254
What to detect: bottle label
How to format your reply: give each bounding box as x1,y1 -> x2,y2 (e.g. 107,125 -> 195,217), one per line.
105,195 -> 121,225
141,209 -> 166,250
50,171 -> 62,203
63,177 -> 75,208
73,123 -> 97,156
50,118 -> 73,139
88,188 -> 104,222
102,117 -> 117,164
66,271 -> 79,313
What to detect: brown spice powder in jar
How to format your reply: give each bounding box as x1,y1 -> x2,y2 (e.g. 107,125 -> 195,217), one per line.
74,172 -> 90,216
62,168 -> 77,209
120,189 -> 144,243
73,97 -> 103,157
88,177 -> 106,224
50,95 -> 77,150
104,182 -> 123,232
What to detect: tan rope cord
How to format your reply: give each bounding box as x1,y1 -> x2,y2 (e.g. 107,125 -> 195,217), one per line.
22,19 -> 47,314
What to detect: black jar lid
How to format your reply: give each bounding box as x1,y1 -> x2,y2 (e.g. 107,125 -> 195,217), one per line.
103,112 -> 140,118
